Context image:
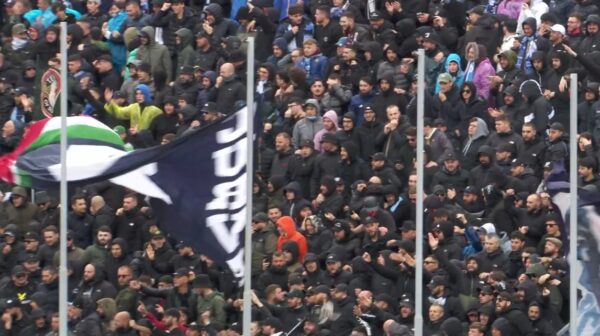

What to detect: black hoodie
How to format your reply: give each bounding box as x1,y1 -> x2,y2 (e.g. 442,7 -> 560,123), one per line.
104,238 -> 133,289
519,79 -> 554,136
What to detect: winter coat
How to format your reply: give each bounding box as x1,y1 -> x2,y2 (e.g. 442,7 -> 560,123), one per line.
113,208 -> 146,253
320,84 -> 352,115
251,226 -> 278,278
150,7 -> 196,53
68,211 -> 94,249
212,76 -> 246,115
174,28 -> 198,73
275,17 -> 315,53
136,26 -> 173,82
72,264 -> 117,317
201,4 -> 239,46
293,116 -> 323,149
296,52 -> 329,82
356,119 -> 384,161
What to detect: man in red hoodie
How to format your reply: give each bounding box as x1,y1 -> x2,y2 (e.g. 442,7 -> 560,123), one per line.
276,216 -> 308,262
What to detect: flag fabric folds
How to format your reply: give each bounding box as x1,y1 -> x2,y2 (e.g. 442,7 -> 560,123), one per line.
0,108 -> 250,282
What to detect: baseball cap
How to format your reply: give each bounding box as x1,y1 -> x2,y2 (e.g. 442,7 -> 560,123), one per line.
201,102 -> 218,113
151,230 -> 165,239
463,185 -> 480,196
252,212 -> 269,223
12,23 -> 26,35
549,122 -> 565,132
371,152 -> 386,161
437,72 -> 453,84
172,268 -> 190,277
550,24 -> 566,35
300,139 -> 315,148
286,290 -> 305,299
468,5 -> 485,15
326,253 -> 340,263
427,275 -> 448,288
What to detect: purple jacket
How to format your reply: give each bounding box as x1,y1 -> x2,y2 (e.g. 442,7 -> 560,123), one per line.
473,58 -> 496,101
497,0 -> 522,20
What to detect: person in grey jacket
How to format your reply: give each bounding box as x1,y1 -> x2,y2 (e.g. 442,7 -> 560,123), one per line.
292,99 -> 323,149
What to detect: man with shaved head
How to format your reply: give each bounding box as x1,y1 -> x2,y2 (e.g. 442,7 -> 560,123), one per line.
90,195 -> 115,234
212,62 -> 246,115
112,311 -> 137,335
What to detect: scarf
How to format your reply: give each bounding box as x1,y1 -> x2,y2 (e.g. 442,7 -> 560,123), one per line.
11,37 -> 28,50
516,35 -> 537,75
464,61 -> 475,82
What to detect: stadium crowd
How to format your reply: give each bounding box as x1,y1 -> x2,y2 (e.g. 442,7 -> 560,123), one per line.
0,0 -> 599,334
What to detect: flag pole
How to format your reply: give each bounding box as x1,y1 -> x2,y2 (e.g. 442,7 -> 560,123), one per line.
243,36 -> 255,336
568,73 -> 578,336
58,21 -> 69,336
415,48 -> 425,336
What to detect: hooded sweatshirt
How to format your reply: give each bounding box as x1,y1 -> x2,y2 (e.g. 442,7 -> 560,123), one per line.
174,28 -> 197,73
519,79 -> 554,134
136,26 -> 173,82
276,216 -> 308,262
313,110 -> 339,151
104,84 -> 163,130
435,53 -> 465,93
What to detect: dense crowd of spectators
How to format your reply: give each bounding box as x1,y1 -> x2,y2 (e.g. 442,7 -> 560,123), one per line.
0,0 -> 599,334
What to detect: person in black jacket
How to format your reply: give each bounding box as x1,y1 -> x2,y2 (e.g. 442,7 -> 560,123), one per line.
288,140 -> 317,199
431,151 -> 470,191
150,0 -> 195,57
142,230 -> 176,279
355,106 -> 384,161
72,263 -> 117,317
424,275 -> 465,322
67,194 -> 94,249
314,176 -> 344,220
114,194 -> 147,253
475,233 -> 511,275
330,284 -> 357,335
519,79 -> 553,136
311,133 -> 341,197
494,291 -> 535,335
211,62 -> 246,115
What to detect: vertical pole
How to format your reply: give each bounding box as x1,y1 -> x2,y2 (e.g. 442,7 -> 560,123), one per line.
414,48 -> 425,336
243,36 -> 255,336
569,73 -> 578,336
59,21 -> 69,336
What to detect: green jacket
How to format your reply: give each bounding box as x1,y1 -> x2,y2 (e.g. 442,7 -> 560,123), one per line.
136,26 -> 173,82
80,243 -> 109,266
251,227 -> 277,277
115,287 -> 139,315
174,28 -> 197,74
4,202 -> 38,236
196,290 -> 226,330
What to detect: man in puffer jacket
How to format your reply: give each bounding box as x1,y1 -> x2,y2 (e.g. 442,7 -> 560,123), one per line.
136,26 -> 172,82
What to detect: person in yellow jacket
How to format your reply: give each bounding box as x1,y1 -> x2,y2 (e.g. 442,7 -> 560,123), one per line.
104,84 -> 163,131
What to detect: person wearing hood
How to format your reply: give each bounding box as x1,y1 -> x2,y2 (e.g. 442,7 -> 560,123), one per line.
282,240 -> 304,273
336,111 -> 357,143
199,3 -> 239,46
136,26 -> 172,82
281,181 -> 309,219
104,238 -> 132,289
173,28 -> 197,74
463,42 -> 496,101
459,8 -> 500,55
515,17 -> 551,75
491,49 -> 522,105
276,216 -> 308,262
301,216 -> 333,263
72,263 -> 118,317
543,50 -> 570,128
578,14 -> 600,55
34,25 -> 60,70
516,0 -> 549,35
172,67 -> 200,106
373,73 -> 407,119
267,37 -> 289,68
376,43 -> 411,91
519,79 -> 554,136
455,82 -> 487,138
291,99 -> 323,149
104,84 -> 163,131
145,96 -> 179,145
434,53 -> 465,93
337,141 -> 372,191
251,212 -> 278,280
194,71 -> 217,111
468,145 -> 502,190
313,175 -> 344,220
313,110 -> 339,151
150,0 -> 196,57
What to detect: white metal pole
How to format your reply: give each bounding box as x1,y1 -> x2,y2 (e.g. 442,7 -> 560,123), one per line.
568,73 -> 578,336
243,36 -> 255,336
415,48 -> 425,336
59,21 -> 69,336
